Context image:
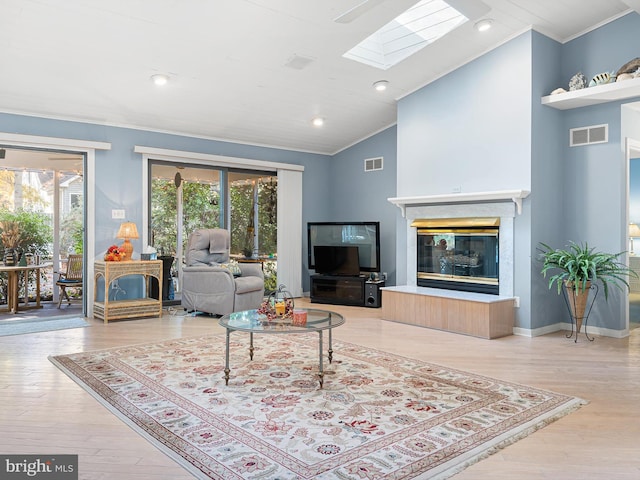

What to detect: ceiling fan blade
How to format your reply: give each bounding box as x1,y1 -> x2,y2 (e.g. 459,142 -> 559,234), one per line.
334,0 -> 386,23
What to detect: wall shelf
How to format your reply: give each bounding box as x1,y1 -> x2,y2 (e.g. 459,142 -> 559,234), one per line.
388,190 -> 530,216
541,76 -> 640,110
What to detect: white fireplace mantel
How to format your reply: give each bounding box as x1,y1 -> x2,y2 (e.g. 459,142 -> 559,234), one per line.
388,190 -> 531,217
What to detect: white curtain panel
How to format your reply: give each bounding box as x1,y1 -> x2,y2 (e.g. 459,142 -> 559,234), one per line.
277,169 -> 303,297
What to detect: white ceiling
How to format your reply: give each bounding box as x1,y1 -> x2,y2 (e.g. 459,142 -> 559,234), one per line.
0,0 -> 638,155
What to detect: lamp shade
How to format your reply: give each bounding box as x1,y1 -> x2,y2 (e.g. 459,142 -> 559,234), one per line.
116,222 -> 139,261
117,222 -> 139,240
629,223 -> 640,238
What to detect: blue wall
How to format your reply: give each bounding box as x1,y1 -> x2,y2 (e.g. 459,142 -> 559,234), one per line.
329,126 -> 398,286
631,158 -> 640,224
560,13 -> 640,85
393,11 -> 640,333
0,113 -> 400,295
396,31 -> 534,329
4,11 -> 640,333
557,12 -> 640,331
0,112 -> 331,296
530,31 -> 565,329
397,32 -> 532,198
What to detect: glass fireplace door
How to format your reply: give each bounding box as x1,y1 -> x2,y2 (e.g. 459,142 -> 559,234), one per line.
416,223 -> 499,295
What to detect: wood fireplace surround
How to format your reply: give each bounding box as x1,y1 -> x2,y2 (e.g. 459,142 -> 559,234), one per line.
382,190 -> 530,338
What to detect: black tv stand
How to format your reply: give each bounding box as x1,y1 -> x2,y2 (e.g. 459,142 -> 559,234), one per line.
310,275 -> 384,307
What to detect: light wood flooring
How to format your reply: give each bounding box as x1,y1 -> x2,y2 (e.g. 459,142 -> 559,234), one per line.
1,299 -> 639,479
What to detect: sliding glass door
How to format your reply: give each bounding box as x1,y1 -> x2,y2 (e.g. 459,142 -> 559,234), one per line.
0,147 -> 85,314
149,162 -> 278,303
228,171 -> 277,258
150,163 -> 222,303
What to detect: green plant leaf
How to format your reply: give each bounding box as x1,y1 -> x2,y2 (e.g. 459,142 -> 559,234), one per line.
538,241 -> 637,301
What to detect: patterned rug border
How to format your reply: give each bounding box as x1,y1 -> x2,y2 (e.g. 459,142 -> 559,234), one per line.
49,351 -> 207,477
49,334 -> 587,480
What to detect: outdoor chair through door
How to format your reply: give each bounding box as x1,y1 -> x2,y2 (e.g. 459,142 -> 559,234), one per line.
56,254 -> 83,308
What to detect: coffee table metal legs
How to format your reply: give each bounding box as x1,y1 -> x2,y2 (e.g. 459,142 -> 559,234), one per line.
223,331 -> 255,385
328,327 -> 334,364
224,329 -> 231,386
223,329 -> 334,389
318,331 -> 324,388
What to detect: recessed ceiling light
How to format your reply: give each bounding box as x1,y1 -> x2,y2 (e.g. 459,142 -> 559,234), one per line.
151,74 -> 169,86
373,80 -> 389,91
474,19 -> 493,32
312,117 -> 324,127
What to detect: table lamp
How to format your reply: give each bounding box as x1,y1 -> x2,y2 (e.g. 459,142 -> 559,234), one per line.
629,223 -> 640,255
117,221 -> 139,260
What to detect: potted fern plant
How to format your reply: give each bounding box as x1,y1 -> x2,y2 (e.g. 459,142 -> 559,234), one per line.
539,241 -> 636,334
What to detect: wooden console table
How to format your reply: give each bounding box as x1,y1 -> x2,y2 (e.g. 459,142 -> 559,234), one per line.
93,260 -> 162,323
381,286 -> 515,339
0,263 -> 51,314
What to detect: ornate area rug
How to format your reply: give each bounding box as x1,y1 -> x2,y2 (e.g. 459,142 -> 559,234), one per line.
50,335 -> 584,479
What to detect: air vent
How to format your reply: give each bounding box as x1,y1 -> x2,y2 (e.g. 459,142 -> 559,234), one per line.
284,55 -> 314,70
364,156 -> 383,172
570,124 -> 608,147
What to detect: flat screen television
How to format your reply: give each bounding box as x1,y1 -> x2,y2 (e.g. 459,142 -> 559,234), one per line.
308,221 -> 380,273
313,245 -> 360,276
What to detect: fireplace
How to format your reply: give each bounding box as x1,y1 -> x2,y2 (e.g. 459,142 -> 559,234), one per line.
413,217 -> 499,295
389,190 -> 528,299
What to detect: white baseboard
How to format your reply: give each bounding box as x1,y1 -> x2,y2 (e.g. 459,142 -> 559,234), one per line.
513,322 -> 629,338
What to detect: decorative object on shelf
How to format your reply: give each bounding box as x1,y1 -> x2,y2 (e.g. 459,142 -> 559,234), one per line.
569,72 -> 587,91
551,87 -> 567,95
116,221 -> 139,260
538,241 -> 637,342
588,71 -> 615,87
257,283 -> 294,320
616,57 -> 640,77
616,72 -> 634,82
104,244 -> 125,261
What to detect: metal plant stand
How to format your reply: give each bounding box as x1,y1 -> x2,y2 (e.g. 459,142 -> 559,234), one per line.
562,283 -> 598,343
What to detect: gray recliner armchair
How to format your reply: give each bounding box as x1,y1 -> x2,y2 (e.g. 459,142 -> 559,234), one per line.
181,228 -> 264,315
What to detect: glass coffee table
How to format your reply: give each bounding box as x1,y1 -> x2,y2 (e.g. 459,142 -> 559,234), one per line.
218,308 -> 345,388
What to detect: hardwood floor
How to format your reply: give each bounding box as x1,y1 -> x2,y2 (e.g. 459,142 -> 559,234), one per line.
1,299 -> 639,479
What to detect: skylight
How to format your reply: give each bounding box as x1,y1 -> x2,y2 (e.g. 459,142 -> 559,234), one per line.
343,0 -> 468,70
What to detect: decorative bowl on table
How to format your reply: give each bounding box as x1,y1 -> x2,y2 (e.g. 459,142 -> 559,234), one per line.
257,284 -> 294,321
